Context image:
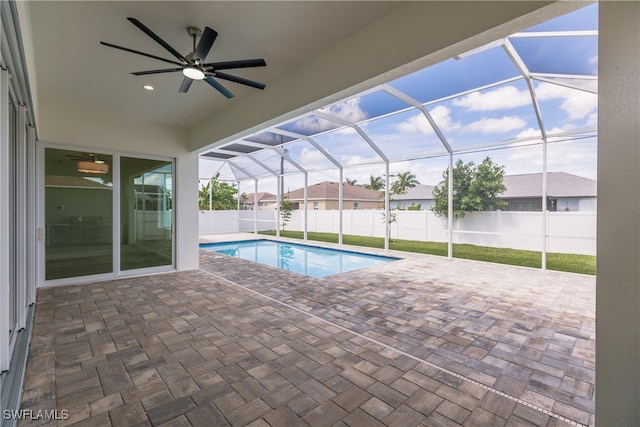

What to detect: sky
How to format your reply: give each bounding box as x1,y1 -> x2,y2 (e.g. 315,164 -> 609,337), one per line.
200,3 -> 598,195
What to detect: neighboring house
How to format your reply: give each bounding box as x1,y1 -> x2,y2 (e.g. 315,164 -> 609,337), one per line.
241,192 -> 277,210
389,173 -> 597,212
263,181 -> 383,210
502,172 -> 597,212
390,185 -> 435,210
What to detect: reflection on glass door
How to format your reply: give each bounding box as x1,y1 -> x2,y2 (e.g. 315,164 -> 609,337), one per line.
120,157 -> 173,271
45,148 -> 113,279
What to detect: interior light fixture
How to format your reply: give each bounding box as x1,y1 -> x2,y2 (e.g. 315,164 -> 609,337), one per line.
182,67 -> 205,80
77,161 -> 109,174
143,85 -> 154,91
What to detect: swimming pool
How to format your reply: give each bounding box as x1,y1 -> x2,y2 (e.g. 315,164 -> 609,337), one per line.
200,239 -> 398,278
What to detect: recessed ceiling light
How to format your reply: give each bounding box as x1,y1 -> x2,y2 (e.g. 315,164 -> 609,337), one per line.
143,85 -> 154,91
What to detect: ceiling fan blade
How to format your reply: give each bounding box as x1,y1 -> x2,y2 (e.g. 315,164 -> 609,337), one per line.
194,27 -> 218,62
204,58 -> 266,70
100,41 -> 183,66
204,76 -> 234,98
212,71 -> 266,90
127,17 -> 188,63
178,77 -> 193,93
132,67 -> 184,76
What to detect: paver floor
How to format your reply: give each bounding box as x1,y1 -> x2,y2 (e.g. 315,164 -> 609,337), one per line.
20,235 -> 595,426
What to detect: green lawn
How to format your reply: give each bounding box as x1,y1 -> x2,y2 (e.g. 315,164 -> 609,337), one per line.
259,230 -> 596,275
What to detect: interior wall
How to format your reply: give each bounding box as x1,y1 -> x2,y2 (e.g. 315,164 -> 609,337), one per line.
596,1 -> 640,425
45,188 -> 112,225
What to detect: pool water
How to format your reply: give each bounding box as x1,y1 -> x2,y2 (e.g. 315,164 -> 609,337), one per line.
200,239 -> 398,278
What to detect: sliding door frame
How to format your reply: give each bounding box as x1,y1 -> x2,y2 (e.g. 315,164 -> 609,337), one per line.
37,143 -> 176,288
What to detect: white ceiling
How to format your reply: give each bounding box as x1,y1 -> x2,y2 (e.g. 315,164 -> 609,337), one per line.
27,1 -> 404,128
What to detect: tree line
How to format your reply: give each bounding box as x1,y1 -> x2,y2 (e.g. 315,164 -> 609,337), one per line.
200,157 -> 507,219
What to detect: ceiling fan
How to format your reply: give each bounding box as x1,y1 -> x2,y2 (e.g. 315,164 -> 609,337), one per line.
100,18 -> 266,98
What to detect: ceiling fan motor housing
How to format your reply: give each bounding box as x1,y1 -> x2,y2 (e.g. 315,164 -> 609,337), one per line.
187,26 -> 202,38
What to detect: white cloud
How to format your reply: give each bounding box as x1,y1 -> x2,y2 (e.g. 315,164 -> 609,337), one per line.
431,105 -> 461,132
516,127 -> 541,139
293,99 -> 368,133
586,112 -> 597,127
318,99 -> 368,123
452,85 -> 531,112
464,116 -> 526,134
293,116 -> 335,133
518,125 -> 578,140
395,106 -> 460,135
342,154 -> 380,166
534,82 -> 597,121
299,147 -> 330,166
396,113 -> 433,134
494,137 -> 597,180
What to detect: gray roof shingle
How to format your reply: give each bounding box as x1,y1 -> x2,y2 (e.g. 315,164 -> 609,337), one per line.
264,181 -> 382,201
502,172 -> 596,198
263,173 -> 596,202
391,185 -> 435,200
243,192 -> 276,203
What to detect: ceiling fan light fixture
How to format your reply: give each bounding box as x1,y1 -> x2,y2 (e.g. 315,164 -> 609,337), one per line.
77,161 -> 109,174
183,67 -> 205,80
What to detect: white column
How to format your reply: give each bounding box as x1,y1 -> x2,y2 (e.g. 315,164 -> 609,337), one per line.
303,172 -> 308,241
447,153 -> 453,258
253,180 -> 258,234
276,175 -> 281,237
384,161 -> 390,251
596,2 -> 640,425
541,137 -> 548,270
338,168 -> 343,245
236,181 -> 240,211
209,177 -> 213,210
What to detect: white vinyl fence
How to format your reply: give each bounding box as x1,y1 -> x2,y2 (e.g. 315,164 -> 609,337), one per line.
200,209 -> 596,255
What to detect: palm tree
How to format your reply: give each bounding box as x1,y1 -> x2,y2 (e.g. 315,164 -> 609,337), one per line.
345,178 -> 358,186
391,171 -> 420,195
363,175 -> 384,190
199,181 -> 211,211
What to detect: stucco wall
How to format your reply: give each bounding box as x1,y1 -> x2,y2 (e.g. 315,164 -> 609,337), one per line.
596,1 -> 640,424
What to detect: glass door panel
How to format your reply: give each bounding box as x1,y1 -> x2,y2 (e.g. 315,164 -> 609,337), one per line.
120,157 -> 173,271
45,148 -> 113,279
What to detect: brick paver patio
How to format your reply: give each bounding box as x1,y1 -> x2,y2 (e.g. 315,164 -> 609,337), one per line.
20,235 -> 595,426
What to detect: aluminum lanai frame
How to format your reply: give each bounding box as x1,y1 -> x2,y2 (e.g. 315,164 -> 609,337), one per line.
274,147 -> 309,241
199,25 -> 598,268
269,128 -> 346,244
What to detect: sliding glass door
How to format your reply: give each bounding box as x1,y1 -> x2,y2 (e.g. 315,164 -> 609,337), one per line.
120,157 -> 173,271
43,149 -> 173,281
44,148 -> 114,279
